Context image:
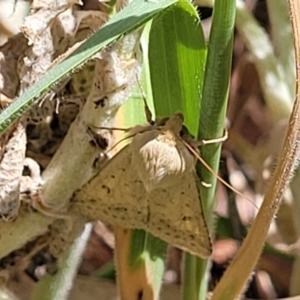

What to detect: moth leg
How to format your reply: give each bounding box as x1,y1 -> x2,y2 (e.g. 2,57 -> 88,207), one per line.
191,129 -> 228,147
86,126 -> 110,150
143,95 -> 153,125
21,158 -> 69,219
89,126 -> 131,132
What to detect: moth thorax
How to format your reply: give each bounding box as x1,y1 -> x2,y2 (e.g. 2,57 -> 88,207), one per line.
131,129 -> 195,192
163,112 -> 184,134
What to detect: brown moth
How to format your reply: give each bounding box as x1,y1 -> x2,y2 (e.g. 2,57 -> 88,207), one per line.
74,112 -> 215,258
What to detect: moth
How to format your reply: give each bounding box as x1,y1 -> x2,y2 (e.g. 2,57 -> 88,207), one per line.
74,111 -> 226,258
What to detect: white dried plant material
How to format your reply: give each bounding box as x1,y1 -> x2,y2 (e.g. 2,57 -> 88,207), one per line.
18,0 -> 96,92
23,94 -> 85,155
74,114 -> 212,258
32,0 -> 81,9
0,33 -> 29,101
19,3 -> 107,142
0,125 -> 26,221
20,157 -> 43,201
83,43 -> 142,127
18,5 -> 77,91
73,10 -> 108,42
54,96 -> 85,131
18,1 -> 107,91
20,7 -> 71,45
66,60 -> 97,98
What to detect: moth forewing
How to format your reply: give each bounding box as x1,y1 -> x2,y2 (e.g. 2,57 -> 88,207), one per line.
147,172 -> 212,258
74,146 -> 149,228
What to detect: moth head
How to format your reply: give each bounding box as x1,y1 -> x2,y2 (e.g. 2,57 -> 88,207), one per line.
164,112 -> 184,134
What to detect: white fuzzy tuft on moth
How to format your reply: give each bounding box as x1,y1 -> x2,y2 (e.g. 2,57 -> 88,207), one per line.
130,112 -> 196,192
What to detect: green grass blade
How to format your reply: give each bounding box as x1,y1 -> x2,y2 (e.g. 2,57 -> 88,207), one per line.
130,230 -> 166,290
198,1 -> 235,212
0,0 -> 177,136
192,0 -> 236,299
149,0 -> 207,133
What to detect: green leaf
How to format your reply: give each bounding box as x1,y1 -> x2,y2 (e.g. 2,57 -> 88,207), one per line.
149,0 -> 207,133
198,0 -> 235,221
93,260 -> 116,280
0,0 -> 177,135
194,0 -> 236,299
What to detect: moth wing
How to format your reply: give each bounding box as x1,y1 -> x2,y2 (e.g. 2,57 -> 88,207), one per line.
147,173 -> 212,258
75,145 -> 148,229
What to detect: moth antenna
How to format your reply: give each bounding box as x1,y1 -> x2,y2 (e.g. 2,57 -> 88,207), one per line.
92,126 -> 130,132
106,123 -> 161,153
91,123 -> 158,151
182,139 -> 258,210
107,132 -> 140,153
135,76 -> 154,125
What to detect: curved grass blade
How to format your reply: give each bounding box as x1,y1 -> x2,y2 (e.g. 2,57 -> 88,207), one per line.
212,0 -> 300,298
0,0 -> 177,136
198,0 -> 235,217
193,0 -> 236,298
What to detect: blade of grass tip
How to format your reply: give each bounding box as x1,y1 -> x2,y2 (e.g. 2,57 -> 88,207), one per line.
212,0 -> 300,298
0,0 -> 177,136
148,1 -> 208,300
113,27 -> 166,299
195,0 -> 235,298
